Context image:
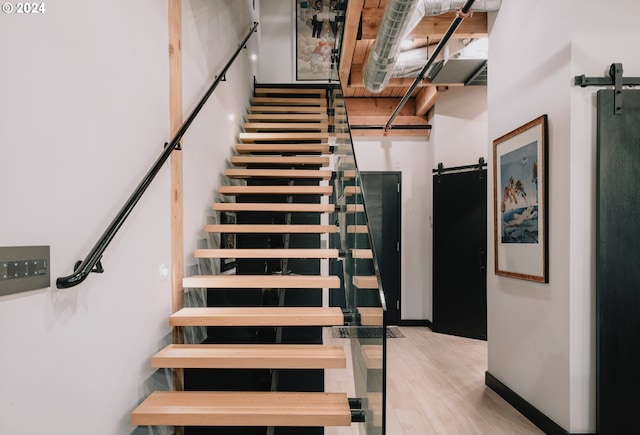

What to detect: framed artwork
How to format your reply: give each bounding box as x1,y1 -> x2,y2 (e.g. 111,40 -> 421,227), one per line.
220,212 -> 237,272
295,0 -> 342,81
493,115 -> 549,282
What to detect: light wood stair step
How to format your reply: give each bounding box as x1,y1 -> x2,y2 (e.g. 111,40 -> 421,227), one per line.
204,224 -> 337,233
353,275 -> 378,289
183,274 -> 341,289
152,344 -> 346,369
220,185 -> 333,196
213,203 -> 335,213
342,170 -> 357,179
347,204 -> 365,213
347,225 -> 369,234
351,249 -> 373,259
243,122 -> 328,132
252,97 -> 327,106
250,105 -> 327,114
344,186 -> 362,196
170,307 -> 345,326
239,132 -> 329,143
362,344 -> 383,370
230,156 -> 330,166
358,307 -> 383,326
235,143 -> 330,154
254,87 -> 327,96
130,391 -> 351,427
194,248 -> 340,259
369,391 -> 383,427
225,168 -> 332,179
246,113 -> 328,122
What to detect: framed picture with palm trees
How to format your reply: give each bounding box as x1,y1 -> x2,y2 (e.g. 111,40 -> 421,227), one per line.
493,115 -> 549,282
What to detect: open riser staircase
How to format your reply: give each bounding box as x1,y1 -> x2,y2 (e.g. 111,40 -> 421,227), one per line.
131,85 -> 385,434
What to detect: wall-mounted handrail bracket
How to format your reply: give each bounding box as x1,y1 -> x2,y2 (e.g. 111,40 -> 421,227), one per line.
165,141 -> 181,151
574,63 -> 640,115
74,259 -> 103,274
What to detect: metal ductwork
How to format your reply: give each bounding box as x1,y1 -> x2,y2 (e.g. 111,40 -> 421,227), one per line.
362,0 -> 501,93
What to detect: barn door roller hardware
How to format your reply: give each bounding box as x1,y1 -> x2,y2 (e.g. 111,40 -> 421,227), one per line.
574,63 -> 640,115
433,157 -> 486,183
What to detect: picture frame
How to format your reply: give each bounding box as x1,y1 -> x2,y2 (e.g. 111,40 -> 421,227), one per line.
220,212 -> 237,272
294,0 -> 343,81
493,115 -> 548,283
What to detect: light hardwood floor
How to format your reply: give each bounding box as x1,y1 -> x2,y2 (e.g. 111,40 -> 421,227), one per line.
324,327 -> 544,435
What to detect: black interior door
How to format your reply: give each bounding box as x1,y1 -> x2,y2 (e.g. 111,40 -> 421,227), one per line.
597,89 -> 640,435
361,172 -> 401,325
433,168 -> 487,340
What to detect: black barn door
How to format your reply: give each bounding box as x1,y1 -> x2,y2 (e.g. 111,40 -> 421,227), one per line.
433,168 -> 487,340
597,89 -> 640,435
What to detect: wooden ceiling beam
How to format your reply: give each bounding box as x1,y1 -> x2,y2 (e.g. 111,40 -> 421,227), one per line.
361,10 -> 487,40
415,85 -> 447,116
345,97 -> 417,117
339,0 -> 365,86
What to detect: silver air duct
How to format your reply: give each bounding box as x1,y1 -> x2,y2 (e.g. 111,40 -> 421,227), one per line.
362,0 -> 501,93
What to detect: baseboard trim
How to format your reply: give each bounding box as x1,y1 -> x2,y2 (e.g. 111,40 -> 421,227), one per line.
398,319 -> 432,327
485,372 -> 595,435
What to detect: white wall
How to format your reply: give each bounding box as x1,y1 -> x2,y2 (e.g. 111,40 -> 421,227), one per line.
353,136 -> 434,320
0,1 -> 255,434
433,86 -> 488,167
258,0 -> 295,83
487,1 -> 573,430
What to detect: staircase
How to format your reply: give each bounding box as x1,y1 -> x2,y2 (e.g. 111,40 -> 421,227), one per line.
131,85 -> 385,434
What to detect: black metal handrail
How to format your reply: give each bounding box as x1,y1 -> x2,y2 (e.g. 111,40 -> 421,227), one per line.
57,21 -> 259,289
384,0 -> 476,130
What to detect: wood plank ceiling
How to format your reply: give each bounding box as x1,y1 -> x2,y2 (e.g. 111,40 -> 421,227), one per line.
339,0 -> 488,135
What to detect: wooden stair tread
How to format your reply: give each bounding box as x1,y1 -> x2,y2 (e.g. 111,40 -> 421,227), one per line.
204,224 -> 337,233
346,204 -> 365,213
342,170 -> 357,179
239,132 -> 329,142
249,105 -> 327,114
243,122 -> 328,131
225,169 -> 332,179
362,345 -> 383,370
246,113 -> 328,122
130,391 -> 351,427
344,186 -> 362,196
220,185 -> 333,195
230,156 -> 330,166
235,143 -> 330,154
351,249 -> 373,259
368,392 -> 383,427
183,274 -> 341,289
213,203 -> 335,213
358,307 -> 383,326
353,275 -> 378,289
152,344 -> 346,369
170,307 -> 345,326
195,248 -> 340,259
347,225 -> 369,234
252,97 -> 327,106
254,87 -> 327,96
